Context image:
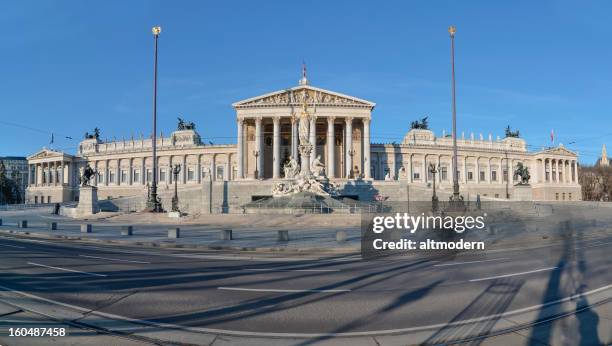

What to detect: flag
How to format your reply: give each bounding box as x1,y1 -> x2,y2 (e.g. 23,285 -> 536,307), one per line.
50,133 -> 54,145
302,61 -> 307,79
550,129 -> 554,144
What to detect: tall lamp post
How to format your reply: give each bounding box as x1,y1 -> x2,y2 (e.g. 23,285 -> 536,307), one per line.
148,26 -> 163,212
448,25 -> 463,204
171,164 -> 181,212
429,163 -> 439,212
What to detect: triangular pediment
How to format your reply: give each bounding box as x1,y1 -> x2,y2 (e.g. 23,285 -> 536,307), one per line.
232,85 -> 375,109
537,146 -> 577,157
27,148 -> 72,160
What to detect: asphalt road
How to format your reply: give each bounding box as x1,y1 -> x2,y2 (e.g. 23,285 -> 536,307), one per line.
0,226 -> 610,343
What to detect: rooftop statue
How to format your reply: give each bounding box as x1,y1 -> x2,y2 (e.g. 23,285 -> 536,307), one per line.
505,125 -> 520,138
84,127 -> 100,140
177,117 -> 196,131
410,116 -> 429,130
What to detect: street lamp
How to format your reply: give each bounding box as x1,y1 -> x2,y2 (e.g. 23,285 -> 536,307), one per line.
348,149 -> 355,178
148,26 -> 163,212
171,164 -> 181,212
448,25 -> 463,205
253,150 -> 260,179
429,163 -> 439,212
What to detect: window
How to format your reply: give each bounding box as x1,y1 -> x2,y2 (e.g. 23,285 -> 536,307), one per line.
413,172 -> 420,180
503,170 -> 508,182
188,168 -> 195,181
440,167 -> 448,181
480,171 -> 485,182
569,193 -> 572,200
555,193 -> 559,200
495,194 -> 499,198
491,171 -> 497,181
98,172 -> 103,184
467,171 -> 474,181
146,169 -> 152,182
216,166 -> 225,180
562,193 -> 566,200
121,170 -> 127,183
109,172 -> 115,184
160,169 -> 166,182
133,170 -> 140,184
427,168 -> 433,180
47,196 -> 51,203
34,196 -> 38,204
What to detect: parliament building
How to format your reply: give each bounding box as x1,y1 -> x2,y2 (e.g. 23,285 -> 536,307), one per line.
25,75 -> 582,212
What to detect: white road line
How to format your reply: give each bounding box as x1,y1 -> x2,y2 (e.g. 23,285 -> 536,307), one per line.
79,255 -> 150,264
27,262 -> 108,277
218,287 -> 351,293
243,268 -> 340,272
469,267 -> 557,282
434,258 -> 509,267
0,243 -> 25,249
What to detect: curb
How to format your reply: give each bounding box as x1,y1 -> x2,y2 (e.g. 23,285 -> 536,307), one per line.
0,229 -> 360,255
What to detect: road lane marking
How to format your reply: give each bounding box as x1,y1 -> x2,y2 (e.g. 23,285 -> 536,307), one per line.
27,262 -> 108,277
79,255 -> 150,264
0,244 -> 25,249
468,267 -> 557,282
0,282 -> 610,338
243,268 -> 340,272
218,287 -> 351,293
434,258 -> 509,267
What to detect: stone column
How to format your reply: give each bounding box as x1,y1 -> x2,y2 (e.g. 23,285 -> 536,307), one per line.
555,159 -> 560,183
236,118 -> 244,179
128,158 -> 133,185
291,116 -> 298,160
363,118 -> 371,179
572,160 -> 577,183
105,160 -> 110,186
409,154 -> 413,183
476,158 -> 480,183
255,117 -> 263,179
438,155 -> 442,183
197,155 -> 202,184
542,159 -> 547,183
210,154 -> 216,181
226,154 -> 231,181
345,117 -> 353,178
182,155 -> 187,184
310,115 -> 317,165
116,159 -> 121,186
138,158 -> 143,185
422,155 -> 427,183
327,116 -> 335,178
272,116 -> 280,179
510,159 -> 515,185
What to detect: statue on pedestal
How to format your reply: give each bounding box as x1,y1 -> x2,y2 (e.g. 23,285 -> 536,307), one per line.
514,162 -> 530,185
283,156 -> 299,179
79,164 -> 97,187
311,155 -> 326,178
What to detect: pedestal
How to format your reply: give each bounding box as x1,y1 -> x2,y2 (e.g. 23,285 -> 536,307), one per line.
299,144 -> 313,177
513,184 -> 533,201
75,185 -> 100,216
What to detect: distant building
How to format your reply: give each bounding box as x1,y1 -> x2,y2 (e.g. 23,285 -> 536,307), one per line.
596,144 -> 609,167
0,156 -> 28,203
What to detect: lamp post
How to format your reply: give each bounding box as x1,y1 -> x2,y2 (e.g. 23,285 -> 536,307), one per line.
448,25 -> 463,204
253,150 -> 260,179
171,164 -> 181,212
148,26 -> 163,212
429,163 -> 439,211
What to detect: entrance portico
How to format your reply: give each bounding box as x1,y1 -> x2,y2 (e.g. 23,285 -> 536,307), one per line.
232,77 -> 375,180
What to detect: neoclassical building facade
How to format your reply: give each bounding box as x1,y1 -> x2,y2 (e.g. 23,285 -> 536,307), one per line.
25,77 -> 581,206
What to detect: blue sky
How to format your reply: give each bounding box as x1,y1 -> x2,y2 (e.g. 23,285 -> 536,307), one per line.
1,0 -> 611,163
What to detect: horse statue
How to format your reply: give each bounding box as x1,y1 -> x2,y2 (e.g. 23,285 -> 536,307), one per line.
505,126 -> 520,138
177,117 -> 196,131
410,116 -> 429,130
514,162 -> 530,185
79,164 -> 98,186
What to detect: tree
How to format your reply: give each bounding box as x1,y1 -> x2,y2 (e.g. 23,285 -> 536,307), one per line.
0,160 -> 20,205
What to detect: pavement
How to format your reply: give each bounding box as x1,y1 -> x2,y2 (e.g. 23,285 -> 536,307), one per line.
0,223 -> 610,345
